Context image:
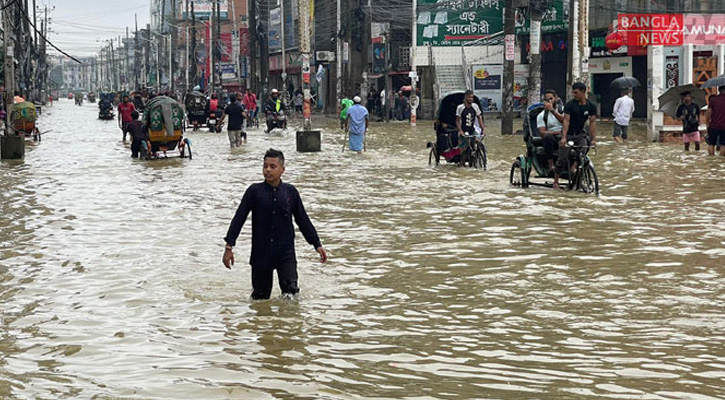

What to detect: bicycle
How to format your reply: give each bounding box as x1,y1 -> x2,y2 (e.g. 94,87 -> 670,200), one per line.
460,134 -> 488,170
563,141 -> 599,194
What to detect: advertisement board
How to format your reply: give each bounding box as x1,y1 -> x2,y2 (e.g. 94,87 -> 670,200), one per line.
417,0 -> 504,46
618,14 -> 684,46
472,64 -> 503,111
269,7 -> 282,52
683,14 -> 725,44
183,0 -> 228,20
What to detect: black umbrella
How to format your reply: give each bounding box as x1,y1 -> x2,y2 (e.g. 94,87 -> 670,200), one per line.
610,76 -> 641,90
657,84 -> 707,118
703,74 -> 725,89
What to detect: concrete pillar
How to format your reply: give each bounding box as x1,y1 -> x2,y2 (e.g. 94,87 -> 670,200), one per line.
682,44 -> 694,85
715,44 -> 725,76
1,135 -> 25,160
647,45 -> 665,142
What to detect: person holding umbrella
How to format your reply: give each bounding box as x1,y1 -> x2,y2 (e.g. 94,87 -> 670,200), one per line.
612,89 -> 635,143
675,91 -> 702,151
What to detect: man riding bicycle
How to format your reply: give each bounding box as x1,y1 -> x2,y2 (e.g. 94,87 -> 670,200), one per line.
456,90 -> 485,167
265,89 -> 286,132
554,82 -> 597,190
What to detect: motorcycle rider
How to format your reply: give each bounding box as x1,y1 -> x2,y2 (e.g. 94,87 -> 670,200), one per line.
265,89 -> 287,132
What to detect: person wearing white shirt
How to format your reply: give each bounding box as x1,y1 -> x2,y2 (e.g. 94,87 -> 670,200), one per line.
536,90 -> 565,172
612,89 -> 635,143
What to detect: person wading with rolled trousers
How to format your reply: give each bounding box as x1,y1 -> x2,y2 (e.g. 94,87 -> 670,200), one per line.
118,95 -> 136,141
554,82 -> 597,190
706,86 -> 725,156
676,91 -> 702,151
222,149 -> 328,300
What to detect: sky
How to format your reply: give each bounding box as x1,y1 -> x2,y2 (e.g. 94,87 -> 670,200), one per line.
43,0 -> 151,57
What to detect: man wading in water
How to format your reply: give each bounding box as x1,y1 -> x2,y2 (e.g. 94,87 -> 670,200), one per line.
222,149 -> 328,299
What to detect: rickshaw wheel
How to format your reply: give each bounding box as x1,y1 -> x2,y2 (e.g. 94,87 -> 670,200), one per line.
472,144 -> 486,169
428,146 -> 439,166
510,159 -> 527,188
579,164 -> 599,194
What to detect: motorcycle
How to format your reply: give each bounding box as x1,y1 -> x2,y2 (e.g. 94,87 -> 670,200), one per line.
207,111 -> 223,133
266,111 -> 288,132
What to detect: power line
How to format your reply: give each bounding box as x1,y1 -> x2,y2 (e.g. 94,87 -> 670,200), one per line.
10,0 -> 83,63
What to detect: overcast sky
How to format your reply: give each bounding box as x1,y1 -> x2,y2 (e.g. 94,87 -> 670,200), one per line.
44,0 -> 151,57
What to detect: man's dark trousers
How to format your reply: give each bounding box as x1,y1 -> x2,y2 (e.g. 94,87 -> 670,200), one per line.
250,251 -> 299,300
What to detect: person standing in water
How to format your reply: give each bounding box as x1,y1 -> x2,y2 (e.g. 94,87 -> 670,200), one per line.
223,149 -> 328,300
345,96 -> 369,154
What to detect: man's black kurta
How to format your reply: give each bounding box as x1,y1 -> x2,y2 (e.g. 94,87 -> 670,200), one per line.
224,181 -> 321,270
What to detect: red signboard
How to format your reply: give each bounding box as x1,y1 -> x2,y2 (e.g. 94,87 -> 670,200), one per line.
618,13 -> 684,46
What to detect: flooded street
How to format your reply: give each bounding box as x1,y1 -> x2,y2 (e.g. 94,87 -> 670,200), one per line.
2,99 -> 725,399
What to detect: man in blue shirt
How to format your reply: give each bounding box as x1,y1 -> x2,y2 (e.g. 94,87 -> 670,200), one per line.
345,96 -> 369,154
223,149 -> 328,299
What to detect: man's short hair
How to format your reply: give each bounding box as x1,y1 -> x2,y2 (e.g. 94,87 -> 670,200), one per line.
681,91 -> 691,97
264,148 -> 285,166
131,110 -> 139,120
464,90 -> 474,97
544,89 -> 558,97
572,82 -> 587,92
719,86 -> 725,93
229,94 -> 237,102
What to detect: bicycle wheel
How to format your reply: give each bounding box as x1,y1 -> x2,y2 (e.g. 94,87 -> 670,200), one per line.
579,163 -> 599,194
428,146 -> 439,166
471,145 -> 484,169
480,143 -> 488,170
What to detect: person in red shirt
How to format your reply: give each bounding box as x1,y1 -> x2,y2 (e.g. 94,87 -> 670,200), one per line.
209,93 -> 219,113
243,89 -> 257,127
118,95 -> 136,141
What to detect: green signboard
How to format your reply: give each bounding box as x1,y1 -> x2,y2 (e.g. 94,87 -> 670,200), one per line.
417,0 -> 504,46
515,0 -> 569,35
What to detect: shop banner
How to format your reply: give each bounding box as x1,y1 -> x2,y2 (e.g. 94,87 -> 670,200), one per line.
683,14 -> 725,44
182,0 -> 228,20
417,0 -> 503,46
269,7 -> 282,52
472,64 -> 503,111
373,43 -> 386,74
515,0 -> 569,35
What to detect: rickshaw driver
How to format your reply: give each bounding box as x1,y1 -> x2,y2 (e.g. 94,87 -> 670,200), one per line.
554,82 -> 598,190
537,89 -> 565,172
456,90 -> 485,166
265,89 -> 286,131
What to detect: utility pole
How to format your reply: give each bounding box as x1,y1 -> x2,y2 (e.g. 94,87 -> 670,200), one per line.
501,0 -> 515,135
579,0 -> 589,89
110,39 -> 117,90
249,0 -> 257,93
191,2 -> 197,90
528,0 -> 544,105
126,27 -> 130,90
170,0 -> 177,94
135,14 -> 140,89
231,0 -> 241,90
300,0 -> 312,131
410,0 -> 418,126
145,24 -> 151,89
281,0 -> 287,97
208,5 -> 214,93
2,2 -> 24,159
336,0 -> 342,110
566,0 -> 580,98
216,0 -> 221,94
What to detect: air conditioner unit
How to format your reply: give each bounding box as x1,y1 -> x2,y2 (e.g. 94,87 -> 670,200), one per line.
316,51 -> 335,62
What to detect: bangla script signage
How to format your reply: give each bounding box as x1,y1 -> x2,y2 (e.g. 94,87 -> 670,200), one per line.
417,0 -> 503,46
618,13 -> 725,46
515,0 -> 569,35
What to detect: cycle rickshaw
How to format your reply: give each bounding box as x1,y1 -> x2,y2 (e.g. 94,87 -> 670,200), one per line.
427,91 -> 487,169
140,96 -> 192,160
509,103 -> 599,194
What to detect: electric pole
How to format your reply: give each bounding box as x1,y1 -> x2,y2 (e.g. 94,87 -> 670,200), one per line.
501,0 -> 515,135
566,0 -> 579,98
300,0 -> 313,131
528,0 -> 544,106
249,0 -> 257,93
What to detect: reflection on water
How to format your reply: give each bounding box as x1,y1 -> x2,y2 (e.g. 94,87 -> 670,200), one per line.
1,101 -> 724,399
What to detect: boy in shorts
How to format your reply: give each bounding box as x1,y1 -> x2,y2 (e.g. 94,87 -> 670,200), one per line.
675,91 -> 701,151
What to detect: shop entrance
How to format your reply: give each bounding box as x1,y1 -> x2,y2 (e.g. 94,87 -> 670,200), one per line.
592,73 -> 623,119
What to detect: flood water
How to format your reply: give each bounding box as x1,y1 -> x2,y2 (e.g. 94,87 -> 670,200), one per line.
1,99 -> 725,399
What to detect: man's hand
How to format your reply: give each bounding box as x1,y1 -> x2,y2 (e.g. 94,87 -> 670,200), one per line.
560,137 -> 567,147
222,248 -> 234,269
590,139 -> 597,147
316,247 -> 328,263
544,101 -> 555,111
458,130 -> 464,137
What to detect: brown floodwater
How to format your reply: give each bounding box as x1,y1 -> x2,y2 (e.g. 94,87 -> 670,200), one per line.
1,100 -> 724,399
